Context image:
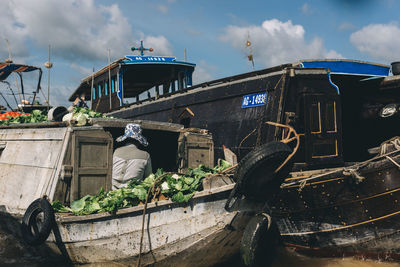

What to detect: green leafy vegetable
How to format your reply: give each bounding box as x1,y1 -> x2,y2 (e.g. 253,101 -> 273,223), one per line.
0,109 -> 48,125
52,161 -> 232,215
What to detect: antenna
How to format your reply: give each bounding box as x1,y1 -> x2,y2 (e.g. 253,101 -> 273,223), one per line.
91,66 -> 94,110
5,39 -> 13,64
5,39 -> 22,106
44,45 -> 53,110
184,48 -> 187,62
246,32 -> 255,70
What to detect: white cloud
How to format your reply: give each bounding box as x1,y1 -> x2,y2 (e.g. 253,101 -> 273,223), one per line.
192,60 -> 216,85
5,0 -> 173,62
220,19 -> 343,67
350,22 -> 400,61
8,0 -> 133,62
142,35 -> 173,56
0,2 -> 29,60
0,0 -> 175,108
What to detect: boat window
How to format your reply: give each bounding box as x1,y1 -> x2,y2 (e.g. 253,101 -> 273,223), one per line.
98,83 -> 102,98
105,82 -> 108,96
111,77 -> 116,93
92,86 -> 96,100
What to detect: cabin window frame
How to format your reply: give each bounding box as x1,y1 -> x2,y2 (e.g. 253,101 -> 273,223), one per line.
92,86 -> 96,100
98,83 -> 102,98
111,76 -> 116,93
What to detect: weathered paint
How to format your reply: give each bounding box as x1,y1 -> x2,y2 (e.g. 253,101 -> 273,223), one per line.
47,184 -> 249,265
0,121 -> 249,266
0,127 -> 68,214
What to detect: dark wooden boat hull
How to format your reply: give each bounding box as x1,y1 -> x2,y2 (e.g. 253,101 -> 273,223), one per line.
106,60 -> 400,260
271,154 -> 400,259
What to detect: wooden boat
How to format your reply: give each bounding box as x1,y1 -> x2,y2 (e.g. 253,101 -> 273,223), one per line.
0,118 -> 261,266
69,56 -> 400,264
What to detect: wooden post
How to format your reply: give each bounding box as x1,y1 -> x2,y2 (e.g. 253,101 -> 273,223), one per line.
90,67 -> 94,110
108,49 -> 112,111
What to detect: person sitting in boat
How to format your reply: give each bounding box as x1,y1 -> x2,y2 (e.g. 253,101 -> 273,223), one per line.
112,123 -> 152,190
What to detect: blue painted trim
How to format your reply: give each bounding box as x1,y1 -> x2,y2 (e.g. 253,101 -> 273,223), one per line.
125,56 -> 176,63
123,56 -> 196,67
117,69 -> 123,106
328,72 -> 340,95
300,60 -> 390,77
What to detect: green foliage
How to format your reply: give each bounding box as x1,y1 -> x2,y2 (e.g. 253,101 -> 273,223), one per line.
51,200 -> 73,213
52,161 -> 232,215
0,109 -> 48,125
72,107 -> 108,118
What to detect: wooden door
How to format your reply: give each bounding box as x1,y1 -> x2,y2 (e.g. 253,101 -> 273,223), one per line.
303,94 -> 343,166
71,130 -> 113,201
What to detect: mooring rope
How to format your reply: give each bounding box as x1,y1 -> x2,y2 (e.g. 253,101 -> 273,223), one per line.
281,148 -> 400,189
136,173 -> 169,267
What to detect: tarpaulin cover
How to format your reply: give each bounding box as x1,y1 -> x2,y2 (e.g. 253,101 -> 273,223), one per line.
0,63 -> 40,80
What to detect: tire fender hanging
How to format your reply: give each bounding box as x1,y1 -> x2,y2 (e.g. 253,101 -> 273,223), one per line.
240,213 -> 281,267
21,197 -> 55,246
231,141 -> 293,203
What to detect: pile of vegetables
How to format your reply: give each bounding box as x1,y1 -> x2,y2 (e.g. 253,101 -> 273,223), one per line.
0,111 -> 27,121
62,107 -> 110,126
0,107 -> 110,126
0,110 -> 47,125
52,161 -> 232,216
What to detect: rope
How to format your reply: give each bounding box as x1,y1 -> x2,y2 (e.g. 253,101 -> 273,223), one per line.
281,148 -> 400,188
342,168 -> 365,184
136,173 -> 168,267
298,180 -> 307,192
238,128 -> 257,158
265,121 -> 300,173
380,137 -> 400,155
135,161 -> 237,267
386,155 -> 400,169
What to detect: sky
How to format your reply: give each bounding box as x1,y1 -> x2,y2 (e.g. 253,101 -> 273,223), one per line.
1,0 -> 400,109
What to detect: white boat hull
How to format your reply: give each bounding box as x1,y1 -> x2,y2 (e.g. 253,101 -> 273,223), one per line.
48,184 -> 251,266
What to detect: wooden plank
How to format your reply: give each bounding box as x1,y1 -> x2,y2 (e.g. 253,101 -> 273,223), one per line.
0,127 -> 67,140
0,140 -> 63,168
0,164 -> 54,213
89,118 -> 184,132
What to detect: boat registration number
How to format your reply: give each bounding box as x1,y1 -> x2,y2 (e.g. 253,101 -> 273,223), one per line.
241,92 -> 267,108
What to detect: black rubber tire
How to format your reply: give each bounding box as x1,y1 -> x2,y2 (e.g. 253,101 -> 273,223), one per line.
234,141 -> 292,202
21,198 -> 54,246
240,214 -> 280,267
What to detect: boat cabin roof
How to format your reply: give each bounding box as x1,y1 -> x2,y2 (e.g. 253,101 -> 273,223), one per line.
69,56 -> 196,101
296,59 -> 390,77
